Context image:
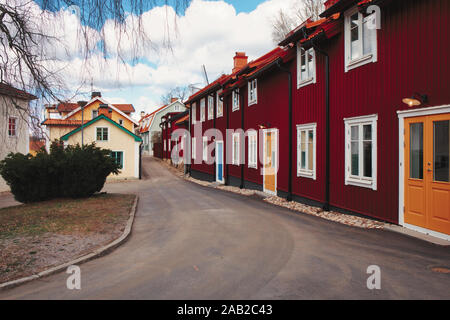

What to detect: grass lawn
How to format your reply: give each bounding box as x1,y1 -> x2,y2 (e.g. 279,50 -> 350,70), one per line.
0,193 -> 135,283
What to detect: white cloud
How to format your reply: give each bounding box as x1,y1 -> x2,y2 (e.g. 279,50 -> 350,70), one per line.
18,0 -> 302,109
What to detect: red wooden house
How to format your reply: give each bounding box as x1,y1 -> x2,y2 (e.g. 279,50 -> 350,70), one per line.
185,0 -> 450,239
160,111 -> 189,162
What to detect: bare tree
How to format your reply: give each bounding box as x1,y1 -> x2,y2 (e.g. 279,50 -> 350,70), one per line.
0,0 -> 189,135
160,86 -> 190,104
271,0 -> 326,44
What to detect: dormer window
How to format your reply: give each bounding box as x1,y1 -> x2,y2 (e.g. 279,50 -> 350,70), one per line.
344,7 -> 378,72
92,110 -> 98,118
248,79 -> 258,106
232,90 -> 240,112
297,46 -> 316,88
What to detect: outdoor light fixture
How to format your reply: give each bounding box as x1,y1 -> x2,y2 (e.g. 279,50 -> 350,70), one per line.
258,122 -> 271,129
402,93 -> 428,107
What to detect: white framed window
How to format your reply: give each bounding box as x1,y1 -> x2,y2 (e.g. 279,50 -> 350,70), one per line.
344,114 -> 377,190
297,45 -> 316,88
297,123 -> 316,180
192,137 -> 196,159
203,136 -> 208,161
216,91 -> 223,118
92,110 -> 98,118
200,98 -> 206,122
192,104 -> 197,124
232,90 -> 239,112
208,95 -> 214,120
248,130 -> 257,169
344,7 -> 378,72
118,119 -> 124,126
232,133 -> 240,165
96,127 -> 108,141
8,117 -> 17,137
248,79 -> 258,106
174,104 -> 180,111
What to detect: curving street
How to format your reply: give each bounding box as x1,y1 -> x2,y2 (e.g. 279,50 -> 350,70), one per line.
1,157 -> 449,300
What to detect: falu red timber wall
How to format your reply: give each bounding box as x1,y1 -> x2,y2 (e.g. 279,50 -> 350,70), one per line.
186,0 -> 449,224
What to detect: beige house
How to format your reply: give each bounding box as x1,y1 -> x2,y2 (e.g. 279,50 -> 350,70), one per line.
0,83 -> 37,191
43,93 -> 142,180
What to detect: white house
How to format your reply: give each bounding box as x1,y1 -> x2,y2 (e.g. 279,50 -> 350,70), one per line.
0,83 -> 37,191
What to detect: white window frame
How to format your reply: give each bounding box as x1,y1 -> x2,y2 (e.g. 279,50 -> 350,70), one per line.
202,136 -> 208,162
96,127 -> 109,141
208,95 -> 214,120
216,91 -> 223,118
232,90 -> 240,112
174,104 -> 180,112
248,79 -> 258,106
118,119 -> 124,126
192,137 -> 196,160
344,114 -> 378,190
200,98 -> 206,122
297,45 -> 316,88
92,110 -> 99,119
248,130 -> 258,169
232,133 -> 240,165
296,123 -> 317,180
192,104 -> 197,124
344,6 -> 378,72
164,140 -> 166,151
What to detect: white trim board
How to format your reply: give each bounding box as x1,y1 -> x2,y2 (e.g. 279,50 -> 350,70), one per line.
397,104 -> 450,241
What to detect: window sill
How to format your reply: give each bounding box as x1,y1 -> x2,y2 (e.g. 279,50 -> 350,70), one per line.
345,54 -> 374,72
232,107 -> 239,112
248,164 -> 257,169
297,77 -> 316,89
248,100 -> 257,106
345,177 -> 376,190
297,171 -> 316,180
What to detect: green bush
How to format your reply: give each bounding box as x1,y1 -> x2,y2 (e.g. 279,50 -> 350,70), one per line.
0,141 -> 120,203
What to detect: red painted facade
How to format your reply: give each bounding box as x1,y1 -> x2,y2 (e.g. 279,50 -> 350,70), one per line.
185,0 -> 450,225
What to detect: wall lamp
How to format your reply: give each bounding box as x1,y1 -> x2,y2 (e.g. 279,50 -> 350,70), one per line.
258,123 -> 271,129
402,93 -> 428,107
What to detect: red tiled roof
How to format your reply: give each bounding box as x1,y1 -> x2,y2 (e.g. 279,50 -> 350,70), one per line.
185,74 -> 230,104
113,104 -> 135,113
42,119 -> 83,126
29,139 -> 45,152
57,102 -> 79,112
0,83 -> 37,100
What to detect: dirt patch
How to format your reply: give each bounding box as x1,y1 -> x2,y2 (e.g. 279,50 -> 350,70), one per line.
0,193 -> 135,283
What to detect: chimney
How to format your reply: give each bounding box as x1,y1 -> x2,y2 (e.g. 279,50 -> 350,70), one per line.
324,0 -> 339,10
98,104 -> 111,118
170,97 -> 178,103
140,111 -> 146,118
232,52 -> 248,73
77,101 -> 88,108
91,91 -> 101,99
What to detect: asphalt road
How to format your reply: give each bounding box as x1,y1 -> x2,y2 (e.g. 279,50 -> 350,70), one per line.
1,157 -> 449,299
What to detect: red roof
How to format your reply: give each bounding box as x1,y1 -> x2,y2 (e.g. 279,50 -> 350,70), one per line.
175,114 -> 189,125
42,119 -> 83,126
185,74 -> 230,104
0,83 -> 37,101
54,102 -> 135,113
29,139 -> 45,153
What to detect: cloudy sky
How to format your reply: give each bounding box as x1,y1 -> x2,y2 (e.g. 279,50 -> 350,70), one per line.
34,0 -> 302,118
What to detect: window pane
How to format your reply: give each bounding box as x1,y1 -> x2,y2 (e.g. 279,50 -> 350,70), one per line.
351,125 -> 359,140
410,123 -> 423,179
307,50 -> 314,78
300,50 -> 307,80
433,120 -> 449,182
351,141 -> 359,176
350,13 -> 360,60
308,130 -> 314,171
363,124 -> 372,140
363,17 -> 375,56
363,141 -> 372,177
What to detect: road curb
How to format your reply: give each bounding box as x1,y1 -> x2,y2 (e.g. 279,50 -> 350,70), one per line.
0,195 -> 139,291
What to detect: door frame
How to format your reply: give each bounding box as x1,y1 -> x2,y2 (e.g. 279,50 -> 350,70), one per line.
263,128 -> 278,196
398,104 -> 450,241
216,140 -> 224,184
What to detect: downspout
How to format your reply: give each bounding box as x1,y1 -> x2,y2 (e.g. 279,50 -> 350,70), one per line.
240,88 -> 244,189
213,93 -> 216,181
225,93 -> 230,186
276,59 -> 293,201
312,45 -> 330,212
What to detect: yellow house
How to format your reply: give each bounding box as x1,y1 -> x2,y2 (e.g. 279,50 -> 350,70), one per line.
43,93 -> 142,180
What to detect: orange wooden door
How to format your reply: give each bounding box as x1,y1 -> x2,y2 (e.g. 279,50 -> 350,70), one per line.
264,131 -> 276,194
427,114 -> 450,235
405,114 -> 450,236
